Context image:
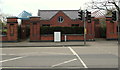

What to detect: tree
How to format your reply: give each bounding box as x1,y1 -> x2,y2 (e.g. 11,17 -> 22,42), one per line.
0,13 -> 12,24
85,0 -> 119,16
85,0 -> 120,39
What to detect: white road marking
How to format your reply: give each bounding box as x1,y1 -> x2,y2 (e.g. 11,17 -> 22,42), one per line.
0,56 -> 26,63
8,54 -> 15,55
1,66 -> 84,69
52,58 -> 77,67
1,52 -> 69,56
0,54 -> 6,55
68,47 -> 88,68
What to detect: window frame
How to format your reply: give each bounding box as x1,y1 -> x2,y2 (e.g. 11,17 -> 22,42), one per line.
58,16 -> 64,23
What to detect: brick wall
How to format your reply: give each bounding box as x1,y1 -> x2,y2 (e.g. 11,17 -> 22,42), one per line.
40,34 -> 94,41
41,35 -> 53,41
1,36 -> 7,41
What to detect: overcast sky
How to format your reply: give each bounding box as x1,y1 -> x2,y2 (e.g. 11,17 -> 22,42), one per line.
0,0 -> 91,16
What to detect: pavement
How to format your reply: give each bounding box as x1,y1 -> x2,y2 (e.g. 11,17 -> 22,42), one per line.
2,41 -> 87,47
0,40 -> 118,69
1,38 -> 115,47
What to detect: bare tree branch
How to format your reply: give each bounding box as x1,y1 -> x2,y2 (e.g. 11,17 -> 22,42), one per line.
85,0 -> 119,17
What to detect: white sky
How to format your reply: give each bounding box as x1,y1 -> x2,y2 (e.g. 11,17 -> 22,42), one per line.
0,0 -> 91,16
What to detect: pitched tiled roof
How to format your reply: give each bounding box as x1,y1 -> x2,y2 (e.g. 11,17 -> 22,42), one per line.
38,10 -> 79,20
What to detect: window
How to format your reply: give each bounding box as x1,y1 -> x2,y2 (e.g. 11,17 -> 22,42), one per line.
2,27 -> 7,36
58,16 -> 64,23
71,24 -> 79,27
42,24 -> 50,27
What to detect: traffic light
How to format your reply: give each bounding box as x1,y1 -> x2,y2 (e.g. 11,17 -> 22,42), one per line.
112,11 -> 117,21
78,10 -> 83,20
86,11 -> 91,23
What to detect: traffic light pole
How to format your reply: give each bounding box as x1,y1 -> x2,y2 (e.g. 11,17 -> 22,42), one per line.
83,10 -> 86,45
118,1 -> 120,44
78,9 -> 87,45
116,0 -> 120,44
118,10 -> 120,44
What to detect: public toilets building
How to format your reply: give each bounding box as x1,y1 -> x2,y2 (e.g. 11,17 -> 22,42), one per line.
2,10 -> 118,42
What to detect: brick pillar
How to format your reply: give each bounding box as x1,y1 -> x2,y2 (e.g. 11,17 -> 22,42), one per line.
7,17 -> 18,42
113,21 -> 118,39
114,22 -> 117,34
106,17 -> 118,40
91,18 -> 95,40
30,16 -> 40,41
106,17 -> 112,39
86,17 -> 95,40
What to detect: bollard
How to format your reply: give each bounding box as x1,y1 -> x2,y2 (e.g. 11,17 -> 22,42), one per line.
65,35 -> 67,42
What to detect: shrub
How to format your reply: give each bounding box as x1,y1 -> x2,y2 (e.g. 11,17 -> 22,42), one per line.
40,26 -> 84,34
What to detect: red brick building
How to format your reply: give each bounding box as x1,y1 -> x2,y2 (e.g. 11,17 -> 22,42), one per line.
29,10 -> 95,41
2,10 -> 118,42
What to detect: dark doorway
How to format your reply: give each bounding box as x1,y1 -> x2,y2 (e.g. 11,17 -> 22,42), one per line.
26,24 -> 30,39
20,24 -> 30,41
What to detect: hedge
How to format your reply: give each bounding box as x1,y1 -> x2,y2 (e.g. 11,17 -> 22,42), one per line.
2,29 -> 7,32
40,26 -> 84,34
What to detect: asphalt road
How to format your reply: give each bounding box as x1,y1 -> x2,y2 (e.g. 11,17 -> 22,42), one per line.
0,41 -> 118,69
